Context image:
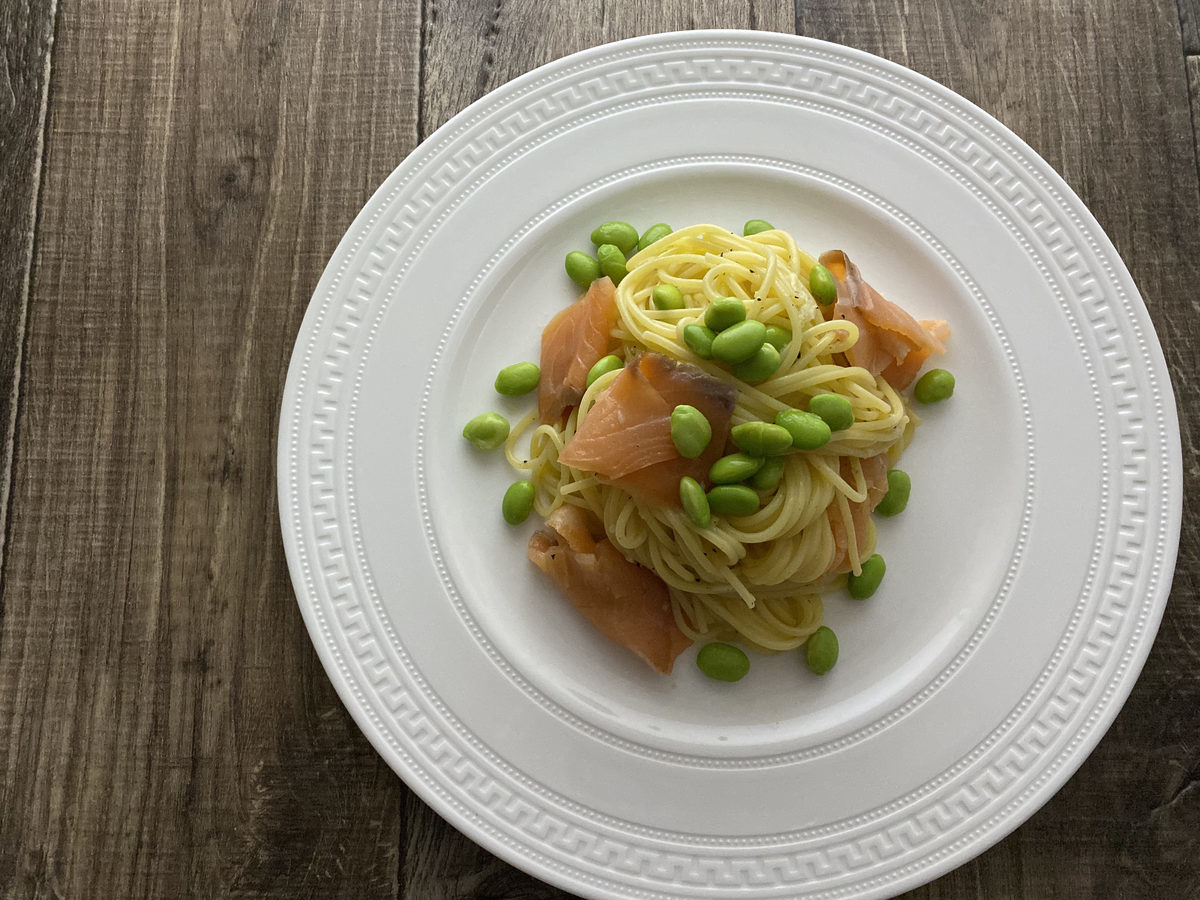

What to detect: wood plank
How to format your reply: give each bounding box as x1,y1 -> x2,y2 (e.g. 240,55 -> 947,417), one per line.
407,4 -> 792,896
0,0 -> 57,590
0,1 -> 419,897
419,0 -> 792,138
409,3 -> 1200,899
793,2 -> 1200,897
412,10 -> 801,897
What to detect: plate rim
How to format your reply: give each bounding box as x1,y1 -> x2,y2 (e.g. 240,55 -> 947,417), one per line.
277,28 -> 1183,899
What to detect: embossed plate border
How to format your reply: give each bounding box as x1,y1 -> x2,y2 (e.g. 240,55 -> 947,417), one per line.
279,31 -> 1182,899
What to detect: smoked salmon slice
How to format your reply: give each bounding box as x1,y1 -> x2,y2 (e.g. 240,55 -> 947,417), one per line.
557,352 -> 738,506
538,276 -> 618,424
826,453 -> 890,575
819,250 -> 949,390
528,505 -> 692,673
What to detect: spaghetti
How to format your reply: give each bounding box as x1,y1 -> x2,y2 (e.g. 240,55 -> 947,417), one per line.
508,224 -> 932,654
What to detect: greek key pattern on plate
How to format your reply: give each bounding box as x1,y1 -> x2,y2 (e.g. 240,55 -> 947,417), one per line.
281,34 -> 1174,899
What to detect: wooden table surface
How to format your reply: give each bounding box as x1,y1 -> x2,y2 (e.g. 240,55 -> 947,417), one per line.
2,1 -> 1197,898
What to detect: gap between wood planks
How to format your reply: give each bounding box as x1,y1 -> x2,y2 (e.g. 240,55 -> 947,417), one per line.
1181,0 -> 1200,201
1187,58 -> 1200,199
0,0 -> 61,614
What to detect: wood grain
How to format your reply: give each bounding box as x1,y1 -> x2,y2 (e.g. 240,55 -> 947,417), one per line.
0,1 -> 418,897
0,0 -> 57,590
1,0 -> 1197,898
419,0 -> 792,139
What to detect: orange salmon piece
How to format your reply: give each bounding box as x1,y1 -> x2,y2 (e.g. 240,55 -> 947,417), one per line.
819,250 -> 949,390
826,453 -> 891,575
557,353 -> 738,506
538,277 -> 618,424
528,505 -> 692,674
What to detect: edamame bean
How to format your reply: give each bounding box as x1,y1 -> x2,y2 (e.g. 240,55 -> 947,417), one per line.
875,469 -> 911,517
808,393 -> 854,431
731,421 -> 793,457
696,642 -> 750,682
683,324 -> 716,359
749,456 -> 786,491
764,325 -> 792,351
847,554 -> 886,599
586,354 -> 623,387
805,626 -> 839,675
596,243 -> 628,284
494,361 -> 540,396
638,223 -> 672,251
501,480 -> 536,525
743,219 -> 773,236
914,368 -> 955,403
704,298 -> 746,332
679,476 -> 711,529
709,453 -> 765,484
809,263 -> 838,306
775,409 -> 831,450
670,405 -> 712,459
564,251 -> 600,289
590,221 -> 639,253
732,343 -> 781,384
462,412 -> 510,450
707,484 -> 761,516
711,319 -> 766,364
652,284 -> 685,310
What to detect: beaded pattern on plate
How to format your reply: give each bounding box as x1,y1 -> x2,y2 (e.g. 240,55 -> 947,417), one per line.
282,35 -> 1171,899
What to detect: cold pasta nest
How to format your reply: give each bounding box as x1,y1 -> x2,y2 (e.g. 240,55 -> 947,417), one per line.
465,221 -> 955,681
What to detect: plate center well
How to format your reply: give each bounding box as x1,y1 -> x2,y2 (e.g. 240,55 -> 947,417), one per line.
420,164 -> 1026,758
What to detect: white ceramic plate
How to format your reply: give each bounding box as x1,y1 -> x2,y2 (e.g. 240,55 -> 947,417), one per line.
278,31 -> 1181,899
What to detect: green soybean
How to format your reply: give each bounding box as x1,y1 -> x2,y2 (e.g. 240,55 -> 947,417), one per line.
696,642 -> 750,682
875,469 -> 911,517
809,263 -> 838,306
679,476 -> 711,529
704,298 -> 746,332
596,243 -> 628,284
731,421 -> 793,457
732,343 -> 781,384
638,223 -> 672,251
586,354 -> 623,387
501,480 -> 536,525
590,221 -> 639,253
743,219 -> 774,236
764,325 -> 792,351
462,412 -> 510,450
652,284 -> 685,310
749,457 -> 786,491
809,393 -> 854,431
711,319 -> 766,364
683,324 -> 717,359
670,405 -> 712,459
707,484 -> 761,516
494,361 -> 540,396
914,368 -> 955,403
775,409 -> 831,450
709,453 -> 765,484
847,554 -> 886,599
805,626 -> 839,675
565,251 -> 600,289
